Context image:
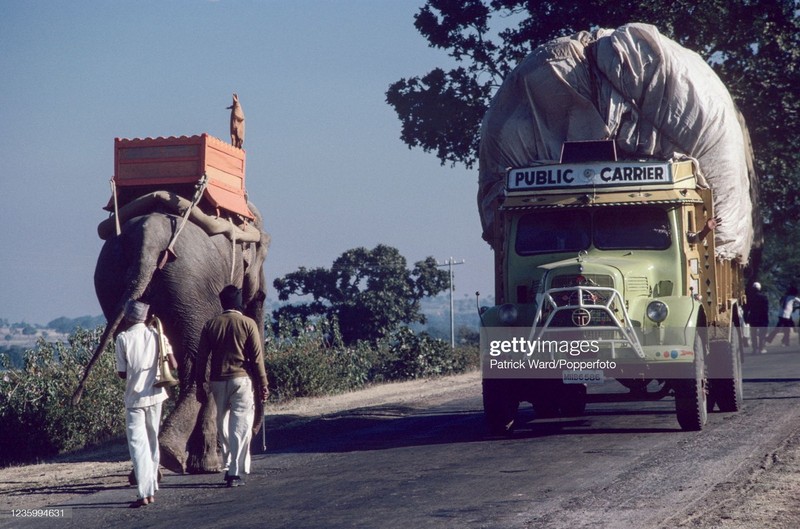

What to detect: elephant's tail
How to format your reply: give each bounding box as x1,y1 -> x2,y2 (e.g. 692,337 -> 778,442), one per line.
71,305 -> 126,405
77,228 -> 167,406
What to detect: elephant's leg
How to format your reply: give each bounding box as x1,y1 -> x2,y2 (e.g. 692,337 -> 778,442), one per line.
186,393 -> 222,473
159,387 -> 221,473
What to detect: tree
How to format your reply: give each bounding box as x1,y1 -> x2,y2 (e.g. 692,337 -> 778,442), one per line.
386,0 -> 800,231
272,245 -> 451,344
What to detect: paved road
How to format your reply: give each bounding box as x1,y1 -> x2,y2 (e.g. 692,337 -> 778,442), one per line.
7,346 -> 800,529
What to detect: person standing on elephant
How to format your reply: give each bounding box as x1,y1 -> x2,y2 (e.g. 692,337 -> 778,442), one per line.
196,285 -> 269,487
116,299 -> 170,508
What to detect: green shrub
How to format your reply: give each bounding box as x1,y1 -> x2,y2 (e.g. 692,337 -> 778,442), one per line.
374,327 -> 480,381
264,318 -> 374,401
265,318 -> 478,401
0,327 -> 124,466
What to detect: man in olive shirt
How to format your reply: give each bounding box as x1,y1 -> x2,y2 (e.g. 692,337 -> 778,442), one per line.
197,285 -> 269,487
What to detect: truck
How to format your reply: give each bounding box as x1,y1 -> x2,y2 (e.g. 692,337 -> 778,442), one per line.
479,143 -> 746,433
476,24 -> 756,434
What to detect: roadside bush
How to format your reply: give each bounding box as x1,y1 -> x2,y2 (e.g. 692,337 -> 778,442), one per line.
0,327 -> 124,467
265,318 -> 479,401
375,327 -> 480,381
264,318 -> 374,401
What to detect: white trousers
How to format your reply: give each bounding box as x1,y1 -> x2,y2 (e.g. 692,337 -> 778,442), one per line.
125,402 -> 162,500
211,377 -> 254,478
222,410 -> 253,473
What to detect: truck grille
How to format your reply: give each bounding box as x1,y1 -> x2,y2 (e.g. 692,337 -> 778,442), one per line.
551,274 -> 614,288
541,275 -> 623,328
548,308 -> 617,327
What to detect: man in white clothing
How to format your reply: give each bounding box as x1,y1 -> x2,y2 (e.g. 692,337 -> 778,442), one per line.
116,299 -> 170,507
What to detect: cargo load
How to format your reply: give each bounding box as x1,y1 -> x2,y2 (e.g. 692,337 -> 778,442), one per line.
478,23 -> 757,263
98,134 -> 259,243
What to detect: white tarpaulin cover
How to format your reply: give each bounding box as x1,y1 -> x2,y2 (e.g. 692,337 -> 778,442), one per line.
478,23 -> 756,262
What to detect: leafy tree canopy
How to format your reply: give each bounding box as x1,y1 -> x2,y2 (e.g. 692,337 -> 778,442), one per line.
386,0 -> 800,230
272,245 -> 450,344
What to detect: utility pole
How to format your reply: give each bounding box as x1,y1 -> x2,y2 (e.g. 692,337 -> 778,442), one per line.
437,257 -> 465,348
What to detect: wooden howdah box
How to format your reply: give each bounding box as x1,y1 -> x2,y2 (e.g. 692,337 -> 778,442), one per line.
113,134 -> 253,219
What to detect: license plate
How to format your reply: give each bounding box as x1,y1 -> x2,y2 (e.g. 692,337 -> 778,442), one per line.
562,370 -> 605,384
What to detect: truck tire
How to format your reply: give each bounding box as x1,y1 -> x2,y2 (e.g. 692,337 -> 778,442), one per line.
482,379 -> 519,435
707,330 -> 743,412
674,333 -> 708,431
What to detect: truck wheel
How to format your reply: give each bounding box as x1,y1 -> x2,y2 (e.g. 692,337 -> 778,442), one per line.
482,379 -> 519,435
707,330 -> 743,412
674,333 -> 708,431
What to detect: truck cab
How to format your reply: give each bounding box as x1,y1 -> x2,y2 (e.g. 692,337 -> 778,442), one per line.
480,142 -> 744,433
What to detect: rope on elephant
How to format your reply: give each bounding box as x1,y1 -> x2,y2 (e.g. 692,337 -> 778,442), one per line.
97,191 -> 262,243
110,178 -> 121,236
230,217 -> 237,283
162,174 -> 210,263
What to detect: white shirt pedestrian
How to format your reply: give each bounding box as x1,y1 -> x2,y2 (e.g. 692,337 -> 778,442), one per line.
115,300 -> 170,507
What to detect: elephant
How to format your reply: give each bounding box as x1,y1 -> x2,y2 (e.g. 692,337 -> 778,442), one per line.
86,192 -> 269,474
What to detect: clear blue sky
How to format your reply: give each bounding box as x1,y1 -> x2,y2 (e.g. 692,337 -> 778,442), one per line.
0,0 -> 494,324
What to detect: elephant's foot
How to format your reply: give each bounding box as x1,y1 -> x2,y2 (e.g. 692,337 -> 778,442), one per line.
185,416 -> 222,473
157,385 -> 227,474
159,437 -> 187,474
186,450 -> 221,474
158,387 -> 209,473
186,391 -> 222,473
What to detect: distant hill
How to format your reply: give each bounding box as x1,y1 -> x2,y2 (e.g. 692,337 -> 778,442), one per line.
0,316 -> 106,369
45,315 -> 106,334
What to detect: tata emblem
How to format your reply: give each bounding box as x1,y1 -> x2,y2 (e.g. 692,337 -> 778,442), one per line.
572,308 -> 592,327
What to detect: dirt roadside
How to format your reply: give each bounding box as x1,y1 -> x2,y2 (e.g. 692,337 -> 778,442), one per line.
2,370 -> 800,528
668,426 -> 800,529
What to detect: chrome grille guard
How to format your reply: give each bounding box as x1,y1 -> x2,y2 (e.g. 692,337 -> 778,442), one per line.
531,286 -> 645,359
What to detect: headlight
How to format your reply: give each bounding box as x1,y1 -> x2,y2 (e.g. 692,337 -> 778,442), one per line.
646,300 -> 669,323
498,304 -> 519,325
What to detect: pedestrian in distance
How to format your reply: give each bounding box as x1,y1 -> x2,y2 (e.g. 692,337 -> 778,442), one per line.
196,285 -> 269,487
116,300 -> 173,508
744,282 -> 770,354
767,286 -> 800,347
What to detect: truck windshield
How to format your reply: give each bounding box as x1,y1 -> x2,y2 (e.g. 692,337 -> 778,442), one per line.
515,206 -> 671,254
516,211 -> 591,255
593,207 -> 671,250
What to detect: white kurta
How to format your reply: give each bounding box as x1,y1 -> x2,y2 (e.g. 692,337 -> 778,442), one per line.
116,322 -> 169,500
